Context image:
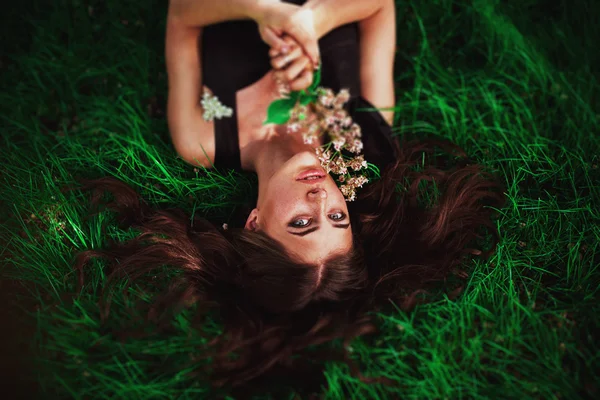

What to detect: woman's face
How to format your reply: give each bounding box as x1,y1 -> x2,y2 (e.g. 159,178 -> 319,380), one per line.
245,151 -> 353,263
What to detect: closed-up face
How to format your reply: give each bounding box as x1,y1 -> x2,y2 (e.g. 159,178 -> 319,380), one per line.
245,151 -> 353,263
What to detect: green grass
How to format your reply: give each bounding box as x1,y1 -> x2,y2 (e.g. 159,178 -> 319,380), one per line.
1,0 -> 599,398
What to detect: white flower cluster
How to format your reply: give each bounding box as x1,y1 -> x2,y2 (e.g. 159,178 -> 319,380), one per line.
201,89 -> 233,121
339,176 -> 369,202
286,87 -> 370,201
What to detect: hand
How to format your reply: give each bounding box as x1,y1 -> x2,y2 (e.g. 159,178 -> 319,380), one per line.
256,1 -> 320,67
269,35 -> 315,93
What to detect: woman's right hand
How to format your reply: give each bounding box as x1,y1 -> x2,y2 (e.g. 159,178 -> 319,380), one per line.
269,36 -> 315,93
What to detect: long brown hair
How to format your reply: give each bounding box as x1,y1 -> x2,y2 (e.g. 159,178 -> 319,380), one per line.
73,136 -> 505,395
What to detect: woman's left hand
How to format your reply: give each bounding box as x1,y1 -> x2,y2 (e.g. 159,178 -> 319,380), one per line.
269,35 -> 315,93
256,1 -> 320,68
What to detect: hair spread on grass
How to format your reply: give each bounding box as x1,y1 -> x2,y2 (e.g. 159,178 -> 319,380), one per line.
73,136 -> 505,394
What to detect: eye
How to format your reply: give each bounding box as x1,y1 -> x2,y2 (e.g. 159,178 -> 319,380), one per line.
289,218 -> 312,228
329,211 -> 346,221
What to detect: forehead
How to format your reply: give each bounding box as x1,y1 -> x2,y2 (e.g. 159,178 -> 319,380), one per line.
283,233 -> 354,262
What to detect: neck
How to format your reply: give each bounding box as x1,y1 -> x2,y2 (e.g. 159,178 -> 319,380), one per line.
251,127 -> 315,179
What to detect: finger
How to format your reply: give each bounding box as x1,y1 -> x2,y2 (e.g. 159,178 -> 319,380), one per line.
305,41 -> 321,68
297,37 -> 320,68
260,26 -> 287,51
286,28 -> 320,67
270,26 -> 283,36
270,34 -> 301,57
281,56 -> 311,83
282,35 -> 299,46
269,47 -> 280,58
289,68 -> 314,92
271,46 -> 303,69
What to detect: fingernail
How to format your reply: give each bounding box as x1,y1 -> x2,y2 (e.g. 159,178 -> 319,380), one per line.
281,46 -> 289,55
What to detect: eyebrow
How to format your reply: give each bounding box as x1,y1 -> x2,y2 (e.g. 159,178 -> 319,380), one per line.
288,223 -> 350,237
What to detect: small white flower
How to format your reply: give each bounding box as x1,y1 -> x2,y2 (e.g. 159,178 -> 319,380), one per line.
341,116 -> 353,128
340,185 -> 356,202
348,176 -> 369,188
349,123 -> 362,138
303,132 -> 318,145
334,110 -> 348,121
337,89 -> 350,103
333,137 -> 346,152
347,139 -> 363,154
316,147 -> 332,161
349,155 -> 368,171
201,89 -> 233,121
287,122 -> 301,134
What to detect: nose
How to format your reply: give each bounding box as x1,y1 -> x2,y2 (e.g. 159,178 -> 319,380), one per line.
307,188 -> 327,200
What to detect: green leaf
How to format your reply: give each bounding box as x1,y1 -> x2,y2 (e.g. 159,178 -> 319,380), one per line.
309,67 -> 322,92
299,93 -> 316,106
263,67 -> 323,125
263,97 -> 297,125
366,162 -> 381,179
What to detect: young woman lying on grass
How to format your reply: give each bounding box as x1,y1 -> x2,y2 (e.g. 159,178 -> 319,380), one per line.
167,0 -> 399,263
75,0 -> 506,392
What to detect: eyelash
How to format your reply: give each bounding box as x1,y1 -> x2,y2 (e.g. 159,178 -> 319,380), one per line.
289,212 -> 346,228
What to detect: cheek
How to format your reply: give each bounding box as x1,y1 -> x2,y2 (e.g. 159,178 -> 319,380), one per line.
327,181 -> 348,205
263,185 -> 299,222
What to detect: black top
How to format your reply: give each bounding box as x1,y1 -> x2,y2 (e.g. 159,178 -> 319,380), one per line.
201,0 -> 398,172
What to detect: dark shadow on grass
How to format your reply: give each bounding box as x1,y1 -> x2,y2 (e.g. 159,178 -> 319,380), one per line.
0,278 -> 39,398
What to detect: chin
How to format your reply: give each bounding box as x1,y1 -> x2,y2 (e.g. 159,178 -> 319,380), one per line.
286,151 -> 321,170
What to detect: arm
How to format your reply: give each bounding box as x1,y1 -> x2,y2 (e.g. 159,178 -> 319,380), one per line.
165,0 -> 276,167
165,19 -> 213,167
306,0 -> 387,39
168,0 -> 270,27
357,0 -> 396,125
306,0 -> 396,124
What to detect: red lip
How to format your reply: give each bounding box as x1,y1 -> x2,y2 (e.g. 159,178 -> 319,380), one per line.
296,176 -> 326,184
295,169 -> 326,182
